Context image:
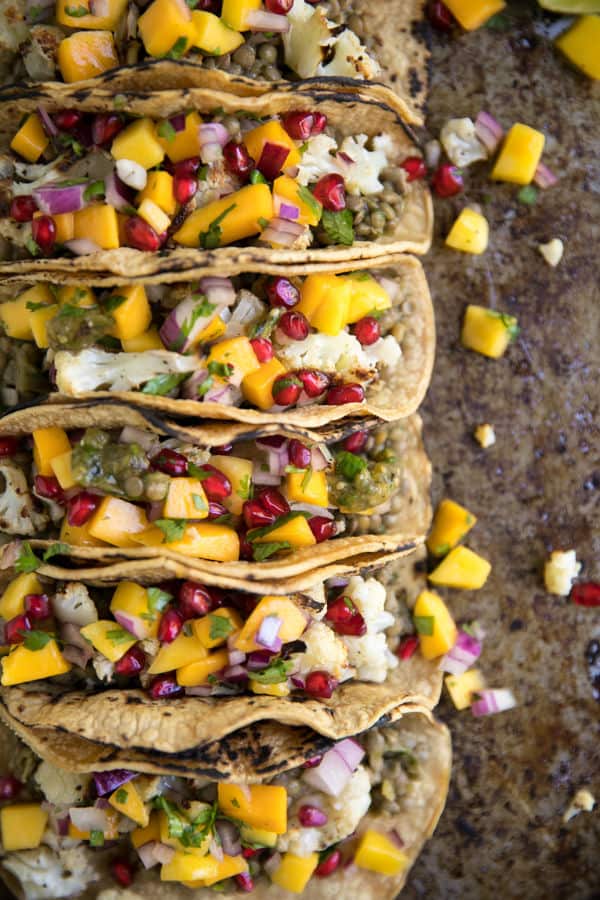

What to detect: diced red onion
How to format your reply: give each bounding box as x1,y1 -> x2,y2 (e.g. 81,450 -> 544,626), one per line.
223,665 -> 248,684
273,194 -> 300,222
334,738 -> 365,771
33,183 -> 86,215
137,841 -> 161,869
263,852 -> 282,877
181,369 -> 208,400
105,171 -> 134,211
283,164 -> 299,178
310,448 -> 330,471
116,158 -> 147,191
534,162 -> 558,190
147,502 -> 163,523
209,837 -> 224,862
198,124 -> 229,164
266,445 -> 289,477
37,106 -> 58,138
439,630 -> 482,676
471,688 -> 517,717
303,738 -> 364,798
93,769 -> 135,796
295,390 -> 313,407
69,806 -> 109,832
389,828 -> 404,848
253,461 -> 281,486
169,114 -> 186,133
325,577 -> 349,589
246,9 -> 289,31
228,649 -> 246,666
474,111 -> 504,155
119,426 -> 160,453
247,650 -> 275,671
291,675 -> 305,689
198,277 -> 235,307
260,218 -> 306,247
154,842 -> 176,864
64,239 -> 102,256
89,0 -> 110,16
159,295 -> 217,353
57,816 -> 69,837
112,610 -> 146,640
256,615 -> 282,652
290,503 -> 333,518
60,623 -> 91,651
216,819 -> 241,857
203,382 -> 241,405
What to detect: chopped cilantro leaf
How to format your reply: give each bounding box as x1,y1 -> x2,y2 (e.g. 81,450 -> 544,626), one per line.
64,4 -> 88,15
320,208 -> 354,246
146,587 -> 172,614
199,204 -> 236,250
252,541 -> 291,561
83,180 -> 105,202
89,830 -> 104,847
155,518 -> 187,543
208,613 -> 234,641
297,185 -> 323,221
413,615 -> 434,636
517,185 -> 538,206
43,542 -> 70,562
192,492 -> 208,513
250,170 -> 267,185
250,658 -> 293,683
106,626 -> 135,645
103,294 -> 127,313
25,238 -> 41,257
157,120 -> 176,142
15,543 -> 41,574
141,373 -> 187,396
115,788 -> 129,804
207,360 -> 234,379
21,630 -> 52,650
236,473 -> 252,501
165,36 -> 188,60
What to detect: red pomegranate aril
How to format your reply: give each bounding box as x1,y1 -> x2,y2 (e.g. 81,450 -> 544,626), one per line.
223,140 -> 254,180
282,111 -> 317,141
236,872 -> 255,892
297,369 -> 330,398
315,849 -> 342,878
325,595 -> 367,636
427,0 -> 455,31
10,196 -> 38,222
212,443 -> 233,455
343,430 -> 368,453
114,644 -> 146,677
242,848 -> 257,859
148,673 -> 183,699
24,593 -> 50,620
250,337 -> 274,363
151,448 -> 188,477
125,216 -> 162,252
432,162 -> 463,198
67,491 -> 99,527
272,374 -> 302,406
174,157 -> 201,178
305,670 -> 337,699
266,276 -> 299,309
302,754 -> 322,768
243,500 -> 276,529
266,0 -> 292,10
312,173 -> 346,211
0,437 -> 20,457
158,608 -> 183,643
208,500 -> 227,519
257,488 -> 290,518
173,174 -> 197,205
396,635 -> 419,660
178,581 -> 214,618
239,529 -> 254,561
55,109 -> 82,131
5,614 -> 32,645
92,114 -> 123,146
257,141 -> 290,181
31,216 -> 56,254
111,860 -> 134,888
571,582 -> 600,607
309,516 -> 336,543
279,311 -> 309,341
353,316 -> 380,346
34,474 -> 65,502
298,804 -> 328,827
326,383 -> 365,405
197,464 -> 232,500
0,776 -> 22,801
288,439 -> 311,469
401,156 -> 427,181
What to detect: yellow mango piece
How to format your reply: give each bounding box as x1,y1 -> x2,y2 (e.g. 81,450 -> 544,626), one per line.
461,305 -> 518,359
273,175 -> 322,227
206,335 -> 260,387
1,639 -> 71,686
166,522 -> 240,561
192,10 -> 244,54
271,852 -> 319,893
130,525 -> 171,548
196,315 -> 226,344
234,595 -> 307,653
241,357 -> 287,411
88,497 -> 149,547
427,498 -> 477,556
163,478 -> 209,520
111,118 -> 165,170
556,15 -> 600,80
444,0 -> 505,29
252,514 -> 316,550
161,852 -> 219,883
110,581 -> 160,639
109,780 -> 149,828
354,829 -> 409,876
131,811 -> 160,848
221,0 -> 260,30
428,546 -> 492,590
192,608 -> 243,649
147,631 -> 208,675
158,808 -> 211,855
207,456 -> 253,516
138,197 -> 171,234
108,285 -> 152,341
0,297 -> 34,341
57,285 -> 96,308
10,114 -> 49,163
239,823 -> 277,848
445,668 -> 486,710
20,283 -> 54,307
173,183 -> 273,247
138,0 -> 195,58
344,272 -> 392,324
1,805 -> 48,851
68,821 -> 91,841
73,205 -> 120,250
295,273 -> 352,334
56,0 -> 128,29
217,783 -> 287,833
80,620 -> 137,662
286,469 -> 329,508
33,427 -> 71,476
176,648 -> 229,686
122,327 -> 164,351
202,854 -> 248,886
30,304 -> 59,349
413,590 -> 457,660
491,123 -> 545,185
50,449 -> 76,490
57,31 -> 119,83
243,120 -> 301,171
60,517 -> 107,547
0,573 -> 43,621
138,171 -> 176,216
250,679 -> 290,697
446,208 -> 489,254
158,111 -> 203,163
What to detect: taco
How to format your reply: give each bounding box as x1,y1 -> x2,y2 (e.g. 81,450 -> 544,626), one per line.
0,86 -> 432,276
0,709 -> 450,899
0,256 -> 434,428
1,0 -> 429,123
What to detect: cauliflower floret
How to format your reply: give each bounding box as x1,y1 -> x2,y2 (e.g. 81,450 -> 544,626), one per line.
297,134 -> 392,197
53,348 -> 198,395
340,576 -> 397,682
0,461 -> 48,535
440,118 -> 487,167
224,290 -> 266,338
294,621 -> 348,679
2,846 -> 99,900
296,134 -> 339,185
34,761 -> 90,806
344,575 -> 393,631
51,583 -> 98,627
277,332 -> 373,377
364,335 -> 402,369
92,654 -> 115,683
318,28 -> 381,80
194,159 -> 241,207
538,238 -> 564,268
544,549 -> 581,596
283,0 -> 334,79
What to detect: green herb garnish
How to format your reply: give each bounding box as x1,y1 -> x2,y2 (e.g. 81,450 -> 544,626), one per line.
89,830 -> 104,847
236,473 -> 253,501
155,518 -> 187,542
43,542 -> 70,562
103,294 -> 127,313
192,492 -> 208,513
64,4 -> 88,15
413,615 -> 434,636
106,626 -> 135,645
250,658 -> 293,683
165,36 -> 188,59
157,120 -> 177,142
21,630 -> 52,650
115,788 -> 129,804
517,185 -> 538,206
207,360 -> 234,379
83,180 -> 105,202
141,373 -> 187,396
146,587 -> 172,615
208,614 -> 234,641
297,185 -> 323,221
320,208 -> 354,246
15,543 -> 41,574
252,541 -> 291,561
250,170 -> 267,185
199,204 -> 236,250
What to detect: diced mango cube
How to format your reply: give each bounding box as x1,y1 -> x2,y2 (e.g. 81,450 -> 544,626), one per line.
239,823 -> 277,848
73,205 -> 120,250
445,668 -> 486,710
354,829 -> 409,876
413,590 -> 457,660
50,449 -> 76,490
217,783 -> 287,833
161,852 -> 219,883
202,854 -> 248,886
107,285 -> 152,341
241,357 -> 287,411
446,208 -> 489,254
1,804 -> 48,851
271,852 -> 319,893
491,123 -> 545,185
428,546 -> 491,590
60,517 -> 107,547
443,0 -> 505,30
250,679 -> 290,696
196,314 -> 226,344
147,631 -> 207,675
88,496 -> 150,547
207,336 -> 261,387
273,175 -> 322,227
30,303 -> 59,349
1,640 -> 71,686
344,272 -> 392,324
0,283 -> 51,340
158,808 -> 211,855
10,114 -> 49,163
176,647 -> 229,685
56,0 -> 128,29
57,31 -> 119,83
137,171 -> 176,216
286,469 -> 329,508
163,478 -> 209,520
192,10 -> 244,54
161,522 -> 240,561
234,595 -> 307,653
556,15 -> 600,80
50,211 -> 75,244
110,581 -> 160,639
0,573 -> 42,621
243,121 -> 301,172
157,111 -> 203,163
111,117 -> 165,170
295,273 -> 351,334
251,514 -> 316,551
138,0 -> 196,59
138,198 -> 171,234
57,285 -> 96,308
427,498 -> 477,556
80,620 -> 137,662
192,608 -> 243,649
461,305 -> 518,358
173,183 -> 273,247
109,779 -> 149,827
131,812 -> 160,848
122,327 -> 164,351
32,427 -> 71,476
221,0 -> 260,30
209,455 -> 254,516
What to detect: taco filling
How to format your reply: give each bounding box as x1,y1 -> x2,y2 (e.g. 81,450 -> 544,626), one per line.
4,106 -> 412,258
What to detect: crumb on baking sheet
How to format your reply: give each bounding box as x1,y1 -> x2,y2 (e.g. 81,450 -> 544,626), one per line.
474,424 -> 496,448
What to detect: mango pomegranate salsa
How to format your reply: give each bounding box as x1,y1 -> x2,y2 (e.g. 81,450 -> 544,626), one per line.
7,107 -> 409,257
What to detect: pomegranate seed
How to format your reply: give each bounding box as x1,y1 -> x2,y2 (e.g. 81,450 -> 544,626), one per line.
173,174 -> 197,204
312,174 -> 346,212
243,500 -> 276,529
111,860 -> 134,888
266,0 -> 292,10
223,140 -> 254,181
115,644 -> 146,676
278,310 -> 309,341
0,776 -> 22,801
196,464 -> 231,500
236,872 -> 255,892
305,670 -> 337,698
0,437 -> 20,457
288,439 -> 311,469
24,593 -> 50,620
125,216 -> 162,252
325,595 -> 367,636
10,196 -> 37,222
67,491 -> 99,527
250,337 -> 274,362
298,804 -> 328,827
257,141 -> 290,181
297,369 -> 330,398
427,0 -> 455,31
432,162 -> 463,198
396,635 -> 419,660
282,111 -> 326,141
158,608 -> 183,643
326,383 -> 365,405
571,582 -> 600,607
315,849 -> 342,877
92,114 -> 123,146
343,430 -> 368,453
174,157 -> 201,177
242,848 -> 257,859
208,500 -> 227,519
151,448 -> 188,477
272,374 -> 302,406
353,316 -> 380,346
257,488 -> 289,518
55,110 -> 82,131
258,435 -> 286,448
302,755 -> 322,768
5,614 -> 31,645
401,156 -> 427,181
238,529 -> 254,560
31,216 -> 56,254
309,516 -> 336,543
178,581 -> 214,618
212,443 -> 233,455
148,673 -> 183,699
266,276 -> 299,309
34,474 -> 65,503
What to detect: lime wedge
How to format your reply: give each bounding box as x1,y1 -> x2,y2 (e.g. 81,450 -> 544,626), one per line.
538,0 -> 600,11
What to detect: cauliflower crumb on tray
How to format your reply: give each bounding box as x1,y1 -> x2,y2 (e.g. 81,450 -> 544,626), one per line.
544,549 -> 582,596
